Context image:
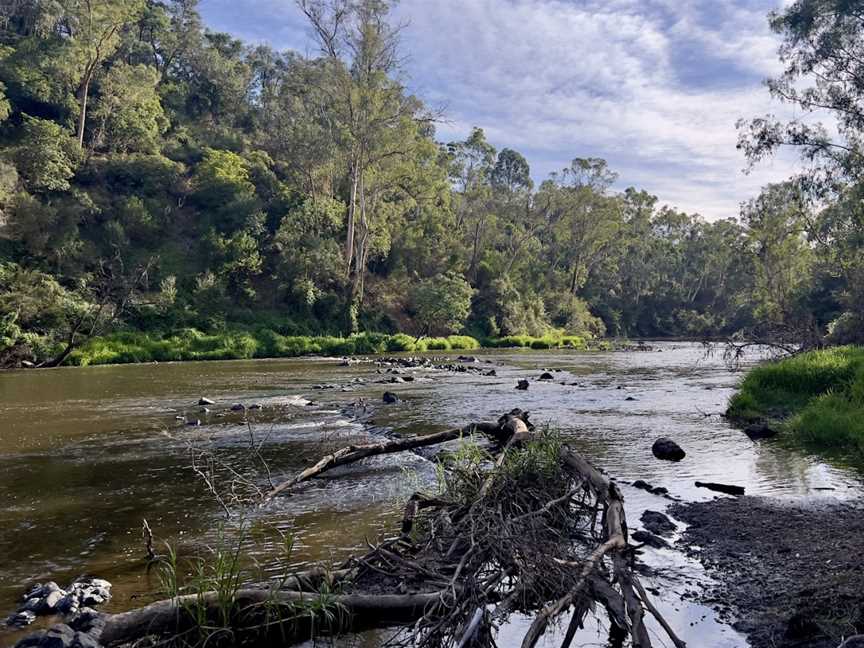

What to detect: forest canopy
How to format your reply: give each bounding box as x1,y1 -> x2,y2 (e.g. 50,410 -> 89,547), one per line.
0,0 -> 862,367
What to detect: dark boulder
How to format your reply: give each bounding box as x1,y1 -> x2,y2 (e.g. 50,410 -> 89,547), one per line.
382,392 -> 400,404
640,510 -> 676,536
538,372 -> 554,381
230,403 -> 245,411
651,437 -> 685,461
515,380 -> 529,391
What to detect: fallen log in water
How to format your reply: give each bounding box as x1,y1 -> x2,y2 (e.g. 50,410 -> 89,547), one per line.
18,410 -> 685,648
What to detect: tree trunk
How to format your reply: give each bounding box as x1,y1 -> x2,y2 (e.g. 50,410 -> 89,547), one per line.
76,71 -> 93,148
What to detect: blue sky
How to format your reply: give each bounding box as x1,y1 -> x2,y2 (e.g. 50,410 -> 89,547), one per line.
199,0 -> 802,219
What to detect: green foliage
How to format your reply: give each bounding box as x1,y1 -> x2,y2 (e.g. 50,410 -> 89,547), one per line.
14,115 -> 81,193
412,273 -> 474,336
728,346 -> 864,461
91,63 -> 167,153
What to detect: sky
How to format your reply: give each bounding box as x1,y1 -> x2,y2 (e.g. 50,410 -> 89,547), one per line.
198,0 -> 804,220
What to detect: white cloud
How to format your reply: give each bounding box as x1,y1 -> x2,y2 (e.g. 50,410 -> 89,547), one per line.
201,0 -> 807,219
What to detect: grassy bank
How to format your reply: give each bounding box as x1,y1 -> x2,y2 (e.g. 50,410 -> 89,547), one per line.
64,329 -> 597,367
727,346 -> 864,458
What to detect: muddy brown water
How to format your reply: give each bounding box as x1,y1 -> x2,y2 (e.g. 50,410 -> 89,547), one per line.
1,343 -> 862,647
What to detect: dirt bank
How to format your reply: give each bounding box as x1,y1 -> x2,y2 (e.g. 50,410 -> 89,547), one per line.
670,496 -> 864,648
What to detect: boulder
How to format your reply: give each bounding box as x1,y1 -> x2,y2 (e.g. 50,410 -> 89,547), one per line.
230,403 -> 245,411
632,530 -> 670,549
382,392 -> 400,404
515,380 -> 529,391
6,610 -> 37,627
651,437 -> 685,461
37,624 -> 75,648
198,397 -> 215,406
485,370 -> 497,377
640,510 -> 676,537
43,590 -> 65,613
538,372 -> 554,380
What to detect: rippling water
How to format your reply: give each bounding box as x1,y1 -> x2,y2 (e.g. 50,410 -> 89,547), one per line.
0,343 -> 861,647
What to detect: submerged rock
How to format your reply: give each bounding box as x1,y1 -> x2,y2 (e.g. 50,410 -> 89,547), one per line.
651,437 -> 685,461
230,403 -> 245,411
538,372 -> 554,381
640,510 -> 676,537
744,423 -> 778,440
382,391 -> 400,404
515,380 -> 529,391
632,529 -> 670,549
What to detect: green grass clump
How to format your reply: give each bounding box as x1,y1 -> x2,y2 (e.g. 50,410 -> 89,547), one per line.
489,334 -> 586,350
65,329 -> 482,366
727,345 -> 864,461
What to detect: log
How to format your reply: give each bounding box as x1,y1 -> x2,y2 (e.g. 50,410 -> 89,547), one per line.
98,589 -> 447,647
262,422 -> 500,501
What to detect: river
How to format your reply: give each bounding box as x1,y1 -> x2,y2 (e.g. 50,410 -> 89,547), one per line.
1,343 -> 861,647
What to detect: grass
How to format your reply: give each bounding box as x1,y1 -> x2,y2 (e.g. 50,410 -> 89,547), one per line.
727,345 -> 864,459
62,328 -> 605,367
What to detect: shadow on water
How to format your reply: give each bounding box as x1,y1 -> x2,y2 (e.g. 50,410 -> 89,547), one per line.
1,343 -> 862,646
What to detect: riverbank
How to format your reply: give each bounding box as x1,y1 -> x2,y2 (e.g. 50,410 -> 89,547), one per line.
671,496 -> 864,648
727,346 -> 864,461
42,329 -> 602,368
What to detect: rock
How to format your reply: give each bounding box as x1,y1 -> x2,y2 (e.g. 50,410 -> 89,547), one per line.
43,590 -> 65,612
198,397 -> 215,406
6,610 -> 37,627
199,407 -> 210,414
388,376 -> 404,383
382,392 -> 400,404
457,355 -> 477,363
538,372 -> 554,380
174,415 -> 185,421
485,370 -> 497,377
625,396 -> 637,401
839,636 -> 864,648
515,380 -> 529,391
632,480 -> 654,493
402,375 -> 415,382
651,437 -> 685,461
640,510 -> 676,536
39,624 -> 75,648
248,404 -> 263,410
744,423 -> 778,440
20,597 -> 42,612
695,481 -> 745,496
71,632 -> 100,648
186,419 -> 201,426
632,530 -> 670,549
230,403 -> 245,411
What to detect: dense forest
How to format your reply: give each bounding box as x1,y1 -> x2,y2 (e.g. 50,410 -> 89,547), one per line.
0,0 -> 862,367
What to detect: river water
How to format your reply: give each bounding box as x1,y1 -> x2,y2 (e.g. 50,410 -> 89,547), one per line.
0,343 -> 861,647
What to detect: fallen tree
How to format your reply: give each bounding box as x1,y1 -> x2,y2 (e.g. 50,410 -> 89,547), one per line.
17,410 -> 685,648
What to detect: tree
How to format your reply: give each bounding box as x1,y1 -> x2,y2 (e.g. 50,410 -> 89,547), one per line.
91,63 -> 167,153
14,114 -> 82,193
412,272 -> 473,336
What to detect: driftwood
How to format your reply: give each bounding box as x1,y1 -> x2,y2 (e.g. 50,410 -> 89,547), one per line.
25,411 -> 685,648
